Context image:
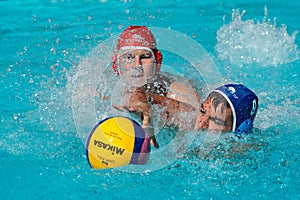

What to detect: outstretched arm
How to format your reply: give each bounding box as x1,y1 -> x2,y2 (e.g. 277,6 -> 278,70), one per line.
149,93 -> 196,113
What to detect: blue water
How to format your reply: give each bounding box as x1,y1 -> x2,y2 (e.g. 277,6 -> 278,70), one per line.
1,0 -> 300,199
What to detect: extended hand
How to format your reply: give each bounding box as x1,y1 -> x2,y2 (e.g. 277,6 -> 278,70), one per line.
127,87 -> 151,128
112,87 -> 159,148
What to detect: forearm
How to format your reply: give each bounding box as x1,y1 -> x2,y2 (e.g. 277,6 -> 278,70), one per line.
149,94 -> 197,130
148,93 -> 196,114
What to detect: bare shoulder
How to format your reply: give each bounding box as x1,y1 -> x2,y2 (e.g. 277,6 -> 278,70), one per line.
159,72 -> 201,109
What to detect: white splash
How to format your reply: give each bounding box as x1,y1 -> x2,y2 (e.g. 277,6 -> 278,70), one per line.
216,7 -> 299,67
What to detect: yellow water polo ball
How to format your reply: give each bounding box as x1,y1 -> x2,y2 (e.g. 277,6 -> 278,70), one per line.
86,116 -> 151,169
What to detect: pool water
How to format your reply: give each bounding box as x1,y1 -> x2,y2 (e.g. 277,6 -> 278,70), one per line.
1,0 -> 299,199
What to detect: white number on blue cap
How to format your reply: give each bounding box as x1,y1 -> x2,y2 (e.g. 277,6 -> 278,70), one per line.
250,100 -> 257,116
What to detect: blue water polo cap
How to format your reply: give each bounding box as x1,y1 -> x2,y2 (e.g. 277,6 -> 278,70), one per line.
213,84 -> 258,134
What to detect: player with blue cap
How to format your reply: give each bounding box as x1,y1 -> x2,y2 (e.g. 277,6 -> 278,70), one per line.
195,84 -> 258,135
120,83 -> 259,136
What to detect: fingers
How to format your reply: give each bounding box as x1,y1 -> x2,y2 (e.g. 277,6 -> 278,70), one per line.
128,100 -> 151,128
141,112 -> 150,129
194,114 -> 201,131
150,135 -> 159,148
114,99 -> 151,130
194,114 -> 209,131
113,88 -> 158,147
144,122 -> 159,149
199,117 -> 208,128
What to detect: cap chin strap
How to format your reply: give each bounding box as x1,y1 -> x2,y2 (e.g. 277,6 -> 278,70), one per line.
234,119 -> 253,136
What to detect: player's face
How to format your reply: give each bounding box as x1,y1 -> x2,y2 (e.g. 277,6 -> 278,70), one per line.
118,49 -> 156,86
195,96 -> 233,132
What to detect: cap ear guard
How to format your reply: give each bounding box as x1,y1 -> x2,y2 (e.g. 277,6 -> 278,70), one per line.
154,49 -> 162,64
153,49 -> 162,73
234,118 -> 253,136
112,51 -> 118,72
234,96 -> 258,135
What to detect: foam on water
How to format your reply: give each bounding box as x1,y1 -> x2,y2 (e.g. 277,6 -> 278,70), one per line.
216,7 -> 299,67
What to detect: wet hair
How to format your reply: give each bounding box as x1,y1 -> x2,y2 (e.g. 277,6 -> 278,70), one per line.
208,91 -> 231,113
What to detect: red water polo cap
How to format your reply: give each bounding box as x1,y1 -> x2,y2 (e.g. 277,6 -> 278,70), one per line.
116,26 -> 157,49
112,26 -> 163,71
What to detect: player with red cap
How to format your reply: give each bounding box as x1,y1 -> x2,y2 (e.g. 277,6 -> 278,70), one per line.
112,26 -> 201,148
112,26 -> 162,73
112,26 -> 199,105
